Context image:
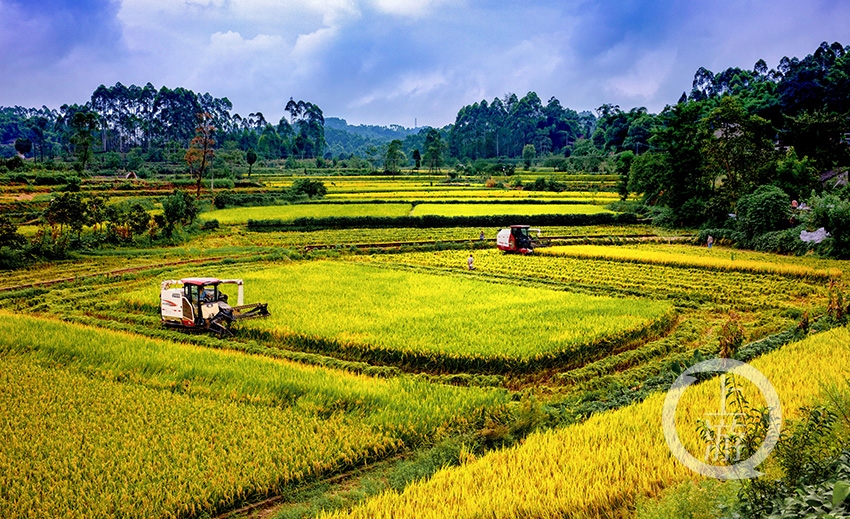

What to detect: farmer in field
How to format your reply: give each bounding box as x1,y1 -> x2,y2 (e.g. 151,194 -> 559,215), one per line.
467,254 -> 475,270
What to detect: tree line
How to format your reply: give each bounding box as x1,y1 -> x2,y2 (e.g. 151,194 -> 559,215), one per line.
0,84 -> 327,168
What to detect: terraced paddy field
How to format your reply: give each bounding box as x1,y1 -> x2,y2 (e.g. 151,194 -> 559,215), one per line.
1,229 -> 848,519
118,261 -> 674,373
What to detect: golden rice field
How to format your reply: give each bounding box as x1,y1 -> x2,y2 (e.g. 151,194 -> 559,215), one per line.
121,261 -> 673,371
540,244 -> 842,278
320,327 -> 850,519
201,203 -> 412,224
362,248 -> 830,310
409,203 -> 612,217
3,211 -> 848,519
0,312 -> 509,519
324,189 -> 621,200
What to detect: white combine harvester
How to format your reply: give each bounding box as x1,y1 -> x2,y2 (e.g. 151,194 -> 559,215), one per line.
160,277 -> 270,337
496,225 -> 542,254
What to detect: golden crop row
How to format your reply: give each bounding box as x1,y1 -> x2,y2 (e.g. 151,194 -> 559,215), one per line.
540,244 -> 842,279
0,312 -> 511,518
0,354 -> 396,519
363,250 -> 829,311
322,327 -> 850,519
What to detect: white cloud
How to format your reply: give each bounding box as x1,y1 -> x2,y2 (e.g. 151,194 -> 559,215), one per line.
351,70 -> 448,108
368,0 -> 458,18
606,49 -> 677,101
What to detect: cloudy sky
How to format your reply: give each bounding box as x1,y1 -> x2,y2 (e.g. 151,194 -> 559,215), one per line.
1,0 -> 847,128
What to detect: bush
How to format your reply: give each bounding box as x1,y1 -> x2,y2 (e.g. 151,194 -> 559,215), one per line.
5,156 -> 24,171
736,185 -> 791,240
751,225 -> 809,255
807,192 -> 850,258
201,219 -> 219,230
289,178 -> 327,198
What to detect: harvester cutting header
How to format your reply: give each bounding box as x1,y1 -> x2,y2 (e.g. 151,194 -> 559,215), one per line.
160,278 -> 270,337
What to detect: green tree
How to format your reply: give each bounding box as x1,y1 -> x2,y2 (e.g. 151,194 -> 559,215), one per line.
700,96 -> 777,205
736,184 -> 791,241
246,149 -> 257,177
423,129 -> 446,175
161,190 -> 198,236
384,139 -> 406,174
69,110 -> 99,172
522,144 -> 536,169
184,113 -> 215,198
773,148 -> 819,200
412,148 -> 421,170
808,193 -> 850,258
14,138 -> 32,157
44,193 -> 87,239
289,178 -> 327,198
615,150 -> 635,200
0,214 -> 27,250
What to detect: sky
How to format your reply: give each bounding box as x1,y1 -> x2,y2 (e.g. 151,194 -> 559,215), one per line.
1,0 -> 848,128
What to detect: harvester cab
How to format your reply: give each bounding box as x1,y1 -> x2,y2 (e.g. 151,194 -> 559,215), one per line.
496,225 -> 541,254
160,278 -> 270,337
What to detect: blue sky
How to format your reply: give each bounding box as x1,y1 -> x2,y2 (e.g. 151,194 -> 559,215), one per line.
1,0 -> 847,127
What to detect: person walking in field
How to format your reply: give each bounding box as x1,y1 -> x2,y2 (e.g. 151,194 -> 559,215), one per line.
467,254 -> 475,270
707,235 -> 714,249
479,230 -> 485,241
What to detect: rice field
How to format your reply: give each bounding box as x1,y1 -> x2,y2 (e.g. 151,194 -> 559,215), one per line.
410,203 -> 612,217
120,260 -> 673,372
540,244 -> 842,278
320,327 -> 850,519
0,312 -> 509,519
201,203 -> 412,224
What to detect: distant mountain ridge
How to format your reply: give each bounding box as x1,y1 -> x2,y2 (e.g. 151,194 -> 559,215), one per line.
324,117 -> 424,157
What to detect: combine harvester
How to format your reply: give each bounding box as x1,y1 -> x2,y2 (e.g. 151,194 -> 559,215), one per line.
496,225 -> 542,254
160,277 -> 270,337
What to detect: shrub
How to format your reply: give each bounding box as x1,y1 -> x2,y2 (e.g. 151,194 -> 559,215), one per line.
736,185 -> 791,240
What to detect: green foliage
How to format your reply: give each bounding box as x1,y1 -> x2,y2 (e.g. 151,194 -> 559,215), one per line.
247,212 -> 638,231
635,479 -> 739,519
161,189 -> 198,236
289,178 -> 327,198
522,143 -> 536,169
384,139 -> 406,174
525,176 -> 567,192
736,184 -> 791,240
615,150 -> 634,200
773,148 -> 819,200
808,192 -> 850,258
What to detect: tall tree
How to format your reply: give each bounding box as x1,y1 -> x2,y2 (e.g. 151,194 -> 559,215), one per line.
423,128 -> 446,174
184,113 -> 215,198
69,109 -> 99,172
383,139 -> 406,174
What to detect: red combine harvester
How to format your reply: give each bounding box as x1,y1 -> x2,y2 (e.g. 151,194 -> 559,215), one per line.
160,277 -> 270,337
496,225 -> 541,254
